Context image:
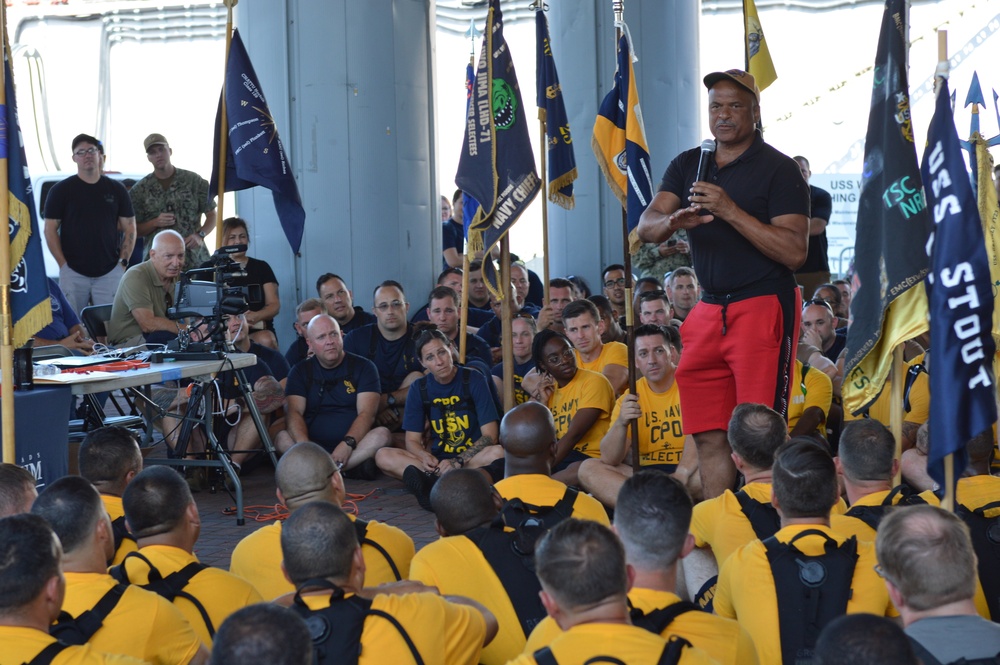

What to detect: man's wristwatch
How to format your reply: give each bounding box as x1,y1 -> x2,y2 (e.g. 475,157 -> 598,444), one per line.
387,394 -> 397,408
119,258 -> 128,268
342,436 -> 357,450
197,230 -> 207,239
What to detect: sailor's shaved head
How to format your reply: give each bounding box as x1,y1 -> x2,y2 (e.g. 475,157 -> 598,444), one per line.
500,402 -> 557,457
275,442 -> 343,510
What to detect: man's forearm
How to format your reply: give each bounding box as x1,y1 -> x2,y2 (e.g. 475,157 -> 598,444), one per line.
286,409 -> 310,443
599,420 -> 628,465
119,218 -> 137,259
724,208 -> 807,270
457,434 -> 494,465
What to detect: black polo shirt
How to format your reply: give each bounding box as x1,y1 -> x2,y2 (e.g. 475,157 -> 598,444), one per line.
659,133 -> 809,297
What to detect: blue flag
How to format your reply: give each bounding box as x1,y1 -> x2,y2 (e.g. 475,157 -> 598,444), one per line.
536,11 -> 576,210
3,55 -> 51,348
456,0 -> 540,294
922,77 -> 996,491
461,62 -> 479,241
210,29 -> 305,254
592,28 -> 654,253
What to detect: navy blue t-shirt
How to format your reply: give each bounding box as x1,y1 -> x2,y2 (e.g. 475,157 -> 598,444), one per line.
476,306 -> 541,347
402,367 -> 499,459
460,332 -> 493,368
249,341 -> 290,383
341,307 -> 376,335
491,358 -> 536,406
285,353 -> 381,451
342,324 -> 421,393
36,278 -> 79,341
284,336 -> 309,369
442,220 -> 464,270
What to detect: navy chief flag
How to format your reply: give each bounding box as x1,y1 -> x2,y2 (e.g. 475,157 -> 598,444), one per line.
210,28 -> 305,254
536,10 -> 576,210
3,53 -> 51,347
456,0 -> 540,294
922,76 -> 996,492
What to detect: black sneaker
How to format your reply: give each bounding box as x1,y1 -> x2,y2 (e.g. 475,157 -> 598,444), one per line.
403,465 -> 435,511
343,457 -> 379,481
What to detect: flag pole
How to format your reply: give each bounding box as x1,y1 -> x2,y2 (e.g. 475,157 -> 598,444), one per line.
215,0 -> 238,248
500,241 -> 514,411
0,0 -> 13,463
458,21 -> 478,367
889,345 -> 904,486
610,0 -> 641,474
534,1 -> 550,304
936,28 -> 956,512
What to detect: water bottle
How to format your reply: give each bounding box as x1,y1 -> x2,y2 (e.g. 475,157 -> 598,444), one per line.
33,364 -> 61,377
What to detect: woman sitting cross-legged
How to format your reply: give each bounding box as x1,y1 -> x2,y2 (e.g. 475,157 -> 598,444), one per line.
375,328 -> 503,509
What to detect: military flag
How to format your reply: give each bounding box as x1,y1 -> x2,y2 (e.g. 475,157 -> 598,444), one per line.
743,0 -> 777,91
536,10 -> 576,210
843,0 -> 931,416
3,53 -> 50,348
592,27 -> 653,253
210,28 -> 305,254
973,127 -> 1000,379
923,76 -> 996,492
456,0 -> 540,293
461,61 -> 479,240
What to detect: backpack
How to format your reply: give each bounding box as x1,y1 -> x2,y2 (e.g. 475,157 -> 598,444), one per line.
955,499 -> 1000,621
354,518 -> 402,581
49,584 -> 127,645
290,578 -> 423,665
23,642 -> 70,665
110,515 -> 136,558
629,600 -> 702,636
843,484 -> 927,532
908,638 -> 1000,665
110,551 -> 215,637
532,635 -> 693,665
763,529 -> 859,665
464,487 -> 579,637
735,489 -> 781,541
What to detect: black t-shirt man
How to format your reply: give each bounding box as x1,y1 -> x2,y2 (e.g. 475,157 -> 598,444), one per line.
44,175 -> 134,277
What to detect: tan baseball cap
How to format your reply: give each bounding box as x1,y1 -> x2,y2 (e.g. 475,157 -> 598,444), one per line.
703,69 -> 760,103
143,133 -> 169,152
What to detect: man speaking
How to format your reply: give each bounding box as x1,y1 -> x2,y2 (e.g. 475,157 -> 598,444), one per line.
638,69 -> 809,499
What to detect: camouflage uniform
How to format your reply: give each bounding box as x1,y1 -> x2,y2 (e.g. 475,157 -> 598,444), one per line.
632,228 -> 693,280
130,167 -> 216,269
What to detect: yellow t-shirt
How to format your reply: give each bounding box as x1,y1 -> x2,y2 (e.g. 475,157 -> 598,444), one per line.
509,622 -> 717,665
844,370 -> 929,424
524,587 -> 757,665
300,590 -> 485,665
787,360 -> 832,433
493,474 -> 610,525
548,368 -> 614,458
576,342 -> 627,386
610,378 -> 685,467
62,571 -> 203,665
101,495 -> 137,567
714,523 -> 896,665
409,535 -> 523,665
117,545 -> 262,646
229,514 -> 415,600
0,625 -> 147,665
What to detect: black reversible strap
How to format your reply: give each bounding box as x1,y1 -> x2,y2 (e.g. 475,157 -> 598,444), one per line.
23,641 -> 71,665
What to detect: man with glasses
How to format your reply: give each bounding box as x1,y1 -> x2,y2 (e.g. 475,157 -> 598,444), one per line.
286,313 -> 391,471
316,272 -> 375,335
601,264 -> 628,317
131,133 -> 216,269
43,133 -> 137,317
344,281 -> 423,435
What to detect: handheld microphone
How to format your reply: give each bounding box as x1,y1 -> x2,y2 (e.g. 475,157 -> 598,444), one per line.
695,139 -> 716,184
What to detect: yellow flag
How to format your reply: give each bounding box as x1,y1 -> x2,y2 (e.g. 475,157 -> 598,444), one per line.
973,133 -> 1000,387
744,0 -> 777,91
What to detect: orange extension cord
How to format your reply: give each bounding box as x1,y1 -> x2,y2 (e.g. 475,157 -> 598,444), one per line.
221,489 -> 381,522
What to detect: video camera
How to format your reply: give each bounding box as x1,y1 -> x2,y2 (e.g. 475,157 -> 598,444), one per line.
167,245 -> 261,349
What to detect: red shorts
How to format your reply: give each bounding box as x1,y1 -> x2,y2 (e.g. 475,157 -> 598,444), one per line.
676,290 -> 801,434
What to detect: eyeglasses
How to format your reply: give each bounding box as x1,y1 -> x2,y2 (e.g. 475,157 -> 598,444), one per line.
374,300 -> 406,312
74,147 -> 99,157
604,278 -> 626,288
802,299 -> 834,315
